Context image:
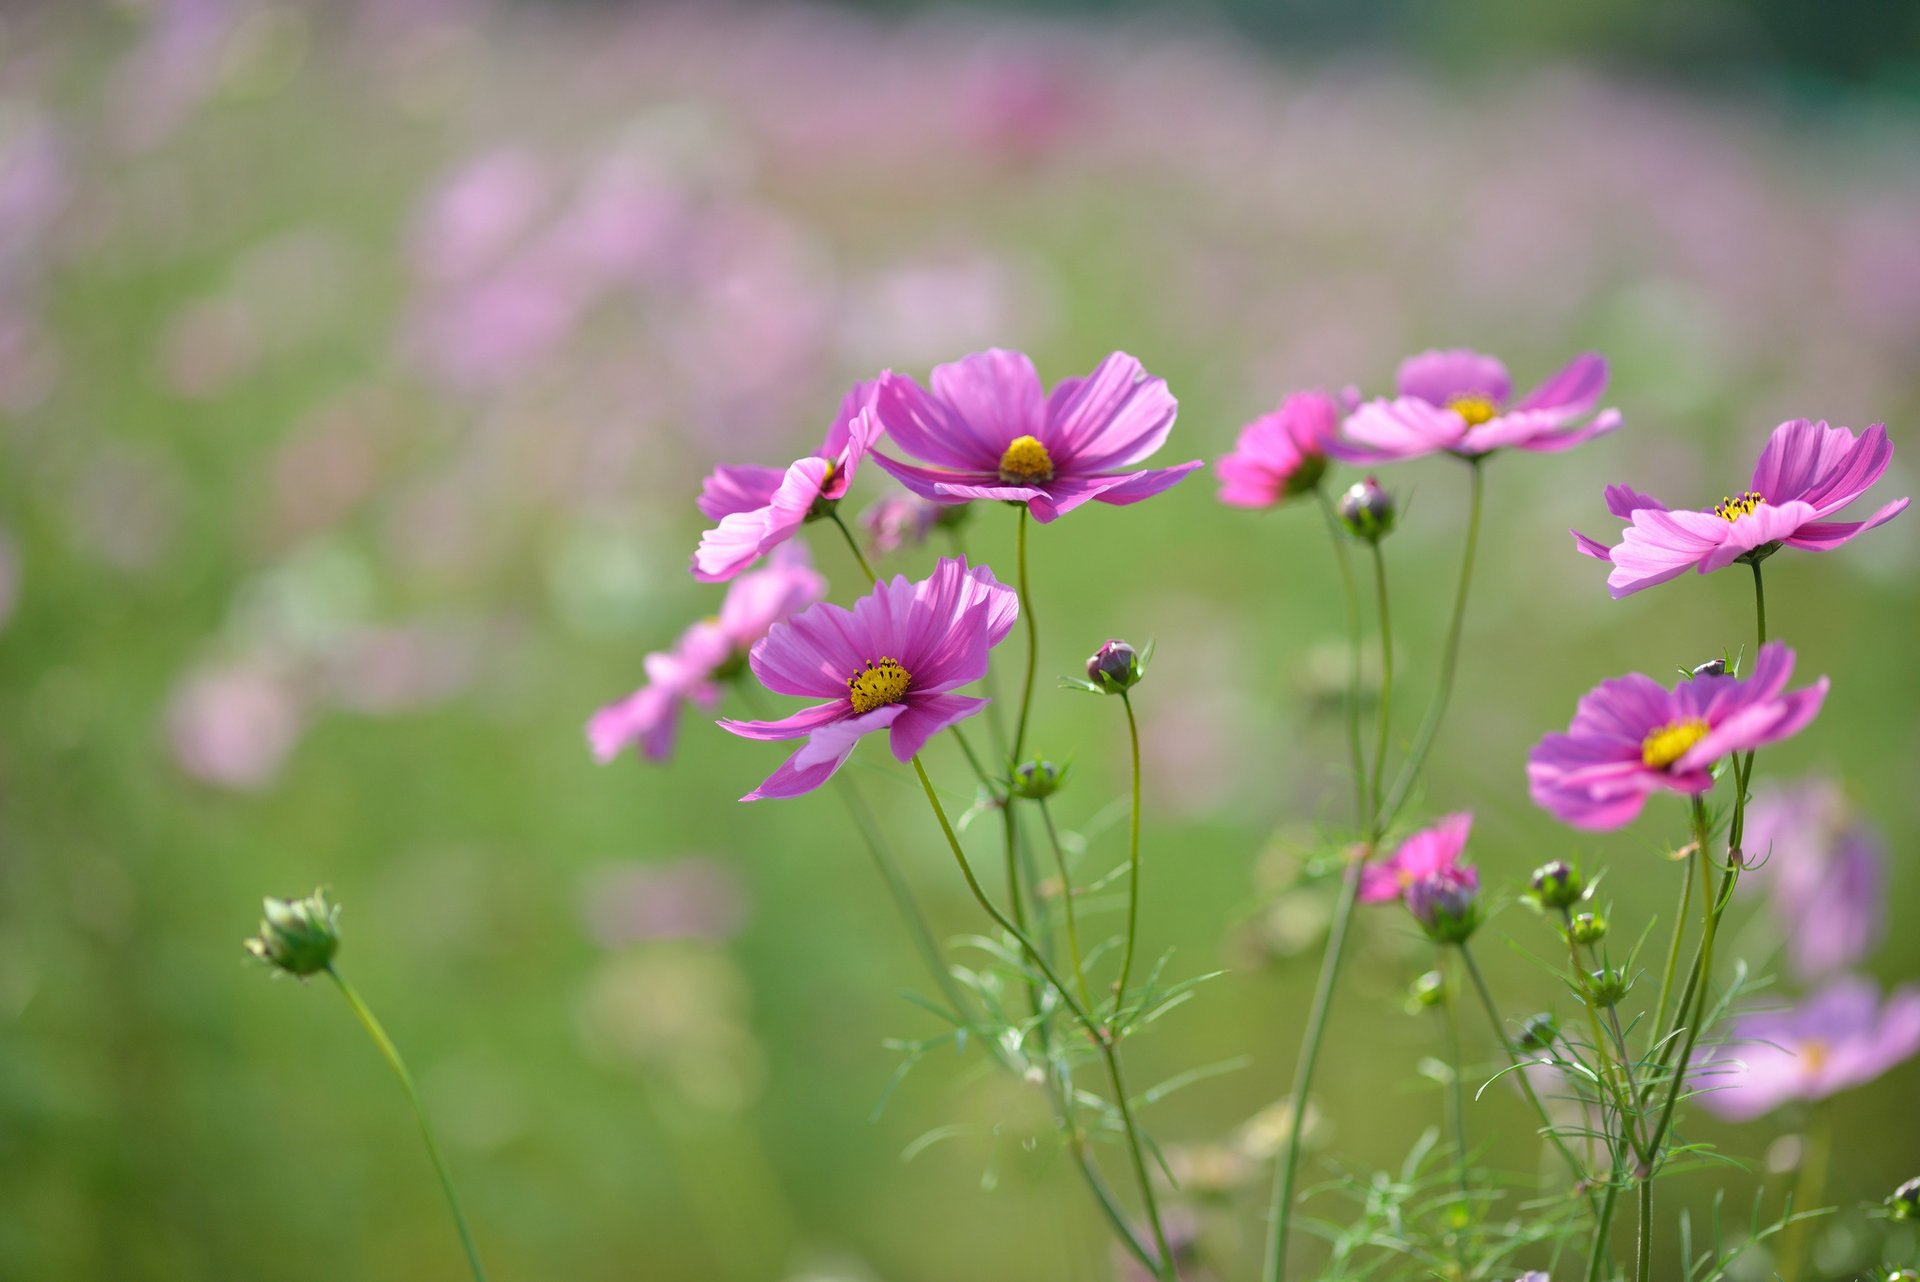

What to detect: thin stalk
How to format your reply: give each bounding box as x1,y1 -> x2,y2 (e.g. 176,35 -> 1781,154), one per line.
1646,853 -> 1698,1062
1635,1178 -> 1652,1282
1378,457 -> 1485,831
1750,557 -> 1768,648
825,509 -> 878,585
1459,944 -> 1592,1195
1366,540 -> 1394,832
1038,800 -> 1093,1011
1315,486 -> 1369,828
1114,692 -> 1145,1011
1262,854 -> 1365,1282
1010,504 -> 1040,764
1562,910 -> 1649,1163
945,524 -> 1011,757
908,756 -> 1172,1279
327,967 -> 487,1282
1585,1179 -> 1620,1282
1644,837 -> 1735,1164
1440,961 -> 1471,1278
1779,1104 -> 1828,1282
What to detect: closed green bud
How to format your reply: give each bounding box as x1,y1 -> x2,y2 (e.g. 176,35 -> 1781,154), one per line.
1516,1012 -> 1559,1052
1889,1175 -> 1920,1220
245,889 -> 340,978
1587,965 -> 1632,1009
1568,911 -> 1609,946
1008,759 -> 1068,800
1336,476 -> 1395,543
1408,970 -> 1446,1010
1529,859 -> 1584,910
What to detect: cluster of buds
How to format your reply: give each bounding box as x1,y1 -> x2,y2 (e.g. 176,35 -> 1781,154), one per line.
245,889 -> 341,978
1335,476 -> 1395,543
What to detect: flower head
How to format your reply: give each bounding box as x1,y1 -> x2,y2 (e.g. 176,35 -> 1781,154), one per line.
1529,859 -> 1584,910
1216,390 -> 1341,508
590,546 -> 825,763
1695,977 -> 1920,1122
245,889 -> 340,978
1335,475 -> 1395,542
1406,864 -> 1481,945
1573,419 -> 1908,598
1360,812 -> 1473,904
1528,643 -> 1827,831
859,492 -> 944,556
1085,638 -> 1144,694
692,380 -> 882,582
720,557 -> 1016,800
1337,349 -> 1619,462
869,349 -> 1201,523
1743,777 -> 1885,981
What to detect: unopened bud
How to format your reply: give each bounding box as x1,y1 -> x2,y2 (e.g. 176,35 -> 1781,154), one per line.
1336,476 -> 1395,543
1008,759 -> 1068,800
245,889 -> 340,978
1516,1012 -> 1559,1052
1889,1175 -> 1920,1220
1691,658 -> 1727,679
1086,640 -> 1143,694
1568,912 -> 1609,946
1529,859 -> 1584,910
1587,964 -> 1632,1009
1406,867 -> 1480,946
1408,970 -> 1446,1010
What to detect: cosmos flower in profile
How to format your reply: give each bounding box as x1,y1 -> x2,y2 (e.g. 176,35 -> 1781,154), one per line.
1573,418 -> 1908,598
1336,348 -> 1620,462
1216,389 -> 1344,508
1695,977 -> 1920,1122
692,380 -> 882,583
1360,812 -> 1474,905
869,348 -> 1201,523
1527,642 -> 1827,831
590,545 -> 825,763
721,557 -> 1016,800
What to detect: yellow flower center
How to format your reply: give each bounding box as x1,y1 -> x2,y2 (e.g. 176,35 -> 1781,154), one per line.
1641,718 -> 1711,769
1447,395 -> 1500,427
1713,490 -> 1764,522
998,434 -> 1055,484
847,656 -> 912,713
1800,1037 -> 1831,1075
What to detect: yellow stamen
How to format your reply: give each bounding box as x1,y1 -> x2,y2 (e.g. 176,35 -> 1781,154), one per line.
1447,394 -> 1500,427
1713,490 -> 1764,522
998,434 -> 1055,484
1641,718 -> 1711,769
847,656 -> 912,713
1800,1038 -> 1831,1075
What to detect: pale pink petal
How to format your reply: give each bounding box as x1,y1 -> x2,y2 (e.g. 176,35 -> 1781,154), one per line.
1043,351 -> 1178,472
696,464 -> 785,522
888,692 -> 989,760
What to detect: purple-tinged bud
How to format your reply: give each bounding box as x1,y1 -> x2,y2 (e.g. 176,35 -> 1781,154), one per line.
1408,969 -> 1446,1010
1691,658 -> 1727,679
1335,476 -> 1395,543
1889,1175 -> 1920,1220
1086,640 -> 1142,694
1406,866 -> 1480,945
1516,1012 -> 1559,1052
1009,759 -> 1067,800
1529,859 -> 1584,910
245,889 -> 340,978
1568,911 -> 1609,946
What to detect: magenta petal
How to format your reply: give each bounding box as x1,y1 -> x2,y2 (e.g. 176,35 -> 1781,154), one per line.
1604,484 -> 1668,520
1572,529 -> 1613,561
1513,352 -> 1607,416
868,450 -> 993,505
1748,419 -> 1857,505
872,369 -> 1002,472
692,456 -> 831,583
1085,460 -> 1204,506
697,464 -> 785,522
1784,496 -> 1909,550
1509,407 -> 1622,454
750,601 -> 867,698
1339,397 -> 1461,461
1606,509 -> 1727,598
1396,349 -> 1510,407
741,706 -> 902,801
888,692 -> 989,760
1698,501 -> 1822,573
718,701 -> 847,742
1044,351 -> 1179,473
926,348 -> 1046,456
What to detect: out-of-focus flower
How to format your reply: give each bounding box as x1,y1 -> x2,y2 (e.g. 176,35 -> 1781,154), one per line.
580,857 -> 748,947
1574,419 -> 1908,597
870,349 -> 1200,523
591,545 -> 825,763
1216,390 -> 1340,508
411,150 -> 552,286
1337,349 -> 1619,462
720,558 -> 1016,800
1696,977 -> 1920,1122
1334,475 -> 1395,543
1527,643 -> 1827,831
1407,863 -> 1481,944
1360,813 -> 1472,905
166,658 -> 306,790
1743,778 -> 1885,981
693,380 -> 881,582
859,492 -> 940,557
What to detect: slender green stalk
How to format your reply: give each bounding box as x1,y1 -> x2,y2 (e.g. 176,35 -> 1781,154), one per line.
1113,692 -> 1145,1011
1585,1179 -> 1620,1282
1562,910 -> 1648,1163
1646,853 -> 1698,1062
1644,839 -> 1735,1164
1439,961 -> 1471,1277
825,509 -> 878,585
1039,799 -> 1093,1011
1378,458 -> 1485,832
1750,557 -> 1768,648
1366,541 -> 1394,831
1635,1178 -> 1652,1282
1315,486 -> 1369,828
1263,854 -> 1364,1282
1779,1104 -> 1827,1282
945,524 -> 1011,757
908,756 -> 1173,1280
327,967 -> 487,1282
1010,505 -> 1040,764
1459,945 -> 1592,1194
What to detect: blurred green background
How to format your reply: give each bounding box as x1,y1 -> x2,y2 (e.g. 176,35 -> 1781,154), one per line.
2,2 -> 1917,1279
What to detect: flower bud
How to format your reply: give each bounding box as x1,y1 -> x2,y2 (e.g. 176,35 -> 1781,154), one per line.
1516,1012 -> 1559,1052
1406,866 -> 1480,946
245,889 -> 340,978
1008,759 -> 1068,800
1529,859 -> 1584,910
1690,658 -> 1727,679
1568,911 -> 1609,946
1889,1175 -> 1920,1220
1408,969 -> 1446,1010
1335,476 -> 1395,543
1587,964 -> 1632,1009
1086,640 -> 1143,694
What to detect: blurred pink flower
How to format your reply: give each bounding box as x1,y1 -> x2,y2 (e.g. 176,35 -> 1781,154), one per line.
1338,349 -> 1619,462
1743,779 -> 1885,981
1696,977 -> 1920,1122
1360,813 -> 1473,905
580,857 -> 749,947
1216,390 -> 1342,508
166,659 -> 306,790
859,493 -> 941,557
411,150 -> 551,285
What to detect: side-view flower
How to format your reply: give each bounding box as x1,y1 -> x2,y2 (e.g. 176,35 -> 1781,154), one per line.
1336,348 -> 1620,462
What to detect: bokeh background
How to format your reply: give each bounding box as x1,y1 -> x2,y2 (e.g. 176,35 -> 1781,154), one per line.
3,1 -> 1918,1279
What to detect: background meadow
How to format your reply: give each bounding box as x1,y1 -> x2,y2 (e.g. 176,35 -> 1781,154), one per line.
2,2 -> 1918,1279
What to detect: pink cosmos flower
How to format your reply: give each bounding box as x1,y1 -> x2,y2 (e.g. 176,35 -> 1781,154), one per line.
1527,643 -> 1827,831
1216,390 -> 1342,508
868,349 -> 1201,523
720,557 -> 1017,801
860,492 -> 943,556
1337,349 -> 1620,462
591,546 -> 826,763
1695,977 -> 1920,1122
1360,812 -> 1474,905
692,381 -> 883,583
1572,419 -> 1908,598
1743,779 -> 1886,981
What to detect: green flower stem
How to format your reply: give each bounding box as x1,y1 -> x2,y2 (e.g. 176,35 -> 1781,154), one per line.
1635,1177 -> 1653,1282
1315,486 -> 1370,829
909,755 -> 1174,1280
1365,540 -> 1394,832
945,524 -> 1011,757
1439,959 -> 1471,1276
1378,457 -> 1485,833
1585,1179 -> 1620,1282
825,508 -> 878,585
1562,910 -> 1649,1164
327,967 -> 487,1282
1113,692 -> 1145,1015
1645,852 -> 1698,1065
1010,504 -> 1040,765
1459,944 -> 1592,1197
1778,1103 -> 1827,1282
1644,822 -> 1739,1168
1038,799 -> 1093,1012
